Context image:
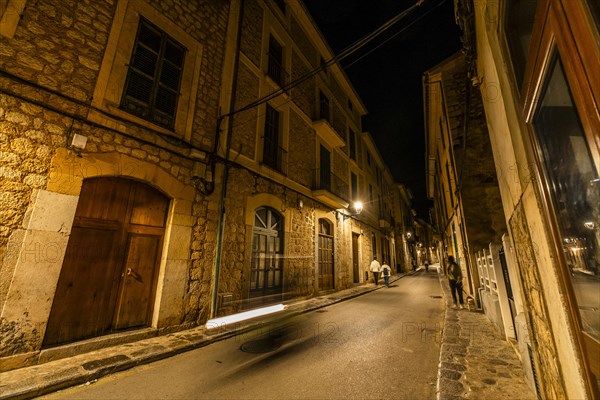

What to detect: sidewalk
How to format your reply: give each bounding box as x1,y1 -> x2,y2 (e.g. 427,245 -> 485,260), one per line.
0,270 -> 535,399
435,266 -> 536,400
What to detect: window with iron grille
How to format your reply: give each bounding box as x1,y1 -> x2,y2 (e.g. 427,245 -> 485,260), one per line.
268,35 -> 284,86
121,19 -> 185,130
263,104 -> 282,171
319,91 -> 330,122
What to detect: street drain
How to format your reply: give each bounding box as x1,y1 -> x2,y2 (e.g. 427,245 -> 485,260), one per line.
316,309 -> 328,313
430,295 -> 443,299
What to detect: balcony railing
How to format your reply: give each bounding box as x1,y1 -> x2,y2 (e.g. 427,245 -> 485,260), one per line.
267,56 -> 289,88
312,169 -> 349,202
262,136 -> 287,175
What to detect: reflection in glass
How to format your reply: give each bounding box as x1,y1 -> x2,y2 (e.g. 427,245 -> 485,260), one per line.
533,55 -> 600,342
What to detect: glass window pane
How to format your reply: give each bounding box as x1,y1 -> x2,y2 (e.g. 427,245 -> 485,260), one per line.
533,55 -> 600,343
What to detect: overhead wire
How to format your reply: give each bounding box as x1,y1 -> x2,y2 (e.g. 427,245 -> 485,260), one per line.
221,0 -> 432,119
343,0 -> 448,70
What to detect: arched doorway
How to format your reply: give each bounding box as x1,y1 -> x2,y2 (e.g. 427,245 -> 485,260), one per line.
250,207 -> 284,305
318,219 -> 334,290
43,177 -> 169,347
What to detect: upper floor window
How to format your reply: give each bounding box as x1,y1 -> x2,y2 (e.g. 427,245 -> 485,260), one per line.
366,151 -> 371,166
89,0 -> 203,141
268,35 -> 285,86
348,128 -> 357,160
348,100 -> 353,111
504,0 -> 537,87
263,104 -> 286,174
319,91 -> 330,122
121,19 -> 185,130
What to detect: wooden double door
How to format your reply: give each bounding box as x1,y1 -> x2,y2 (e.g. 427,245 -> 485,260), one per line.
44,177 -> 169,347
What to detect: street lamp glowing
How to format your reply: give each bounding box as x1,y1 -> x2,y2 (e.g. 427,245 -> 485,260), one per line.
353,201 -> 363,215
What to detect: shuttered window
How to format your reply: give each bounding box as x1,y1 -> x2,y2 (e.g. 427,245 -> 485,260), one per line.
121,19 -> 185,130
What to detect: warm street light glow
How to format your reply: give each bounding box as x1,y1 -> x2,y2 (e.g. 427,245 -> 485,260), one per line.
353,201 -> 363,214
205,304 -> 286,329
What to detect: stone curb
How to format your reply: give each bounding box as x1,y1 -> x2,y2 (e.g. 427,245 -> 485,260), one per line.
0,273 -> 411,400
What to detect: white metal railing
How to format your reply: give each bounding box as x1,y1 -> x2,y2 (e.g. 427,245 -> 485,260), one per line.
476,246 -> 498,294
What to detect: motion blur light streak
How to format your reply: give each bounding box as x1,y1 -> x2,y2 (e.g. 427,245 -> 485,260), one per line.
205,304 -> 287,329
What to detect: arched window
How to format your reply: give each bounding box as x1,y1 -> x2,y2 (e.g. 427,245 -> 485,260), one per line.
250,207 -> 284,301
318,219 -> 334,290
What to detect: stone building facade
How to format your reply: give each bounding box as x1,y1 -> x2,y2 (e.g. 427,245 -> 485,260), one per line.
445,0 -> 600,398
214,0 -> 401,314
424,52 -> 507,300
0,0 -> 409,372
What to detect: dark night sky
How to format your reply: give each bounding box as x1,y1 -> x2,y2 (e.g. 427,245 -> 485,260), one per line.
304,0 -> 462,219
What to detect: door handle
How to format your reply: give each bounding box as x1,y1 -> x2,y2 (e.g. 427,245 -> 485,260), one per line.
126,267 -> 143,282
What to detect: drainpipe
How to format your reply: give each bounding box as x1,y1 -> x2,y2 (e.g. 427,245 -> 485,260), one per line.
210,0 -> 244,319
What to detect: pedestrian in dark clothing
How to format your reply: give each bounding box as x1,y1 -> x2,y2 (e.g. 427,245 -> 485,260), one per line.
382,261 -> 391,287
447,256 -> 464,309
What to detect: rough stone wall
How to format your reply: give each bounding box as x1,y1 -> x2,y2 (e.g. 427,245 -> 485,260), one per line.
290,50 -> 314,118
288,109 -> 315,187
331,103 -> 346,144
240,0 -> 263,68
441,57 -> 506,260
333,150 -> 348,185
232,63 -> 260,160
0,0 -> 228,328
218,168 -> 318,311
286,201 -> 317,297
329,76 -> 347,110
509,202 -> 566,399
290,14 -> 317,68
0,94 -> 67,280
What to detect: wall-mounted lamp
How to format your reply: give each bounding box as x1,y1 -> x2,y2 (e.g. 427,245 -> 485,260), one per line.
352,201 -> 363,215
298,199 -> 304,210
343,201 -> 363,221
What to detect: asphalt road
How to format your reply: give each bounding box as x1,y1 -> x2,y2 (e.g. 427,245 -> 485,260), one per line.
42,270 -> 444,400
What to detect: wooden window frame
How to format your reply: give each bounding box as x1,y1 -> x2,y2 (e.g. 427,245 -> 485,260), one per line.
120,18 -> 185,130
89,0 -> 203,141
520,0 -> 600,395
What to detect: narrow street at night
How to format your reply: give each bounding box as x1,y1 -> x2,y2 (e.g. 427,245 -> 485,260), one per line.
1,0 -> 598,397
41,271 -> 443,400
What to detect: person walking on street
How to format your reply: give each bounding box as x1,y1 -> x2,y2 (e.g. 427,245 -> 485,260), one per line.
370,256 -> 381,286
447,256 -> 464,309
382,260 -> 391,287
